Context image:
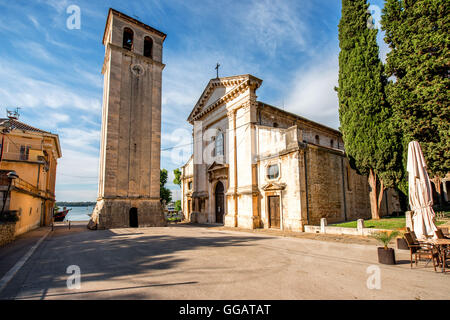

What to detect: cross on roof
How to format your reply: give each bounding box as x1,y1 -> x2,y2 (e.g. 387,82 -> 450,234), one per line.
215,63 -> 220,79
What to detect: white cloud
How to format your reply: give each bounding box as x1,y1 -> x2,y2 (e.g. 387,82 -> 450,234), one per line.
28,15 -> 40,28
40,0 -> 71,14
58,127 -> 100,154
56,148 -> 99,187
243,0 -> 309,56
285,51 -> 340,129
12,41 -> 54,62
0,60 -> 101,112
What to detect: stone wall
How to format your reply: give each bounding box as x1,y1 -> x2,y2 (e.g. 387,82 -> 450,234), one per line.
0,222 -> 16,247
305,145 -> 372,225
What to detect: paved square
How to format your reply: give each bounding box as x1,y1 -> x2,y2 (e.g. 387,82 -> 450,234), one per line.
1,224 -> 448,300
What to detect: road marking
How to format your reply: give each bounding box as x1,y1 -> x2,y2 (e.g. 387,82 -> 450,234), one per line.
0,229 -> 51,294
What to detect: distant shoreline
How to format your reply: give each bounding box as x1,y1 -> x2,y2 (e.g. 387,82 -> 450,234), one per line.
56,202 -> 96,207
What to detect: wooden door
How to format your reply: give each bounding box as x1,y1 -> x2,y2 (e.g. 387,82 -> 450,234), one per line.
269,196 -> 280,229
215,182 -> 224,224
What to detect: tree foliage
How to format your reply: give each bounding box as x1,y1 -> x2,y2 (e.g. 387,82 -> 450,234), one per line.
381,0 -> 450,192
174,200 -> 181,212
160,169 -> 172,204
173,168 -> 182,187
337,0 -> 402,219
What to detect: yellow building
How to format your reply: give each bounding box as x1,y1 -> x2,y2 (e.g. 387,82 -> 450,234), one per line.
0,116 -> 61,236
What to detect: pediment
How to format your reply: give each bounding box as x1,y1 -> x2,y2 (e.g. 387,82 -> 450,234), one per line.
207,161 -> 229,172
187,74 -> 263,123
262,182 -> 286,191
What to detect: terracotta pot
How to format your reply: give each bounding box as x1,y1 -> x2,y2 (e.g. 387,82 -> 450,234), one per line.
396,238 -> 409,250
377,247 -> 396,265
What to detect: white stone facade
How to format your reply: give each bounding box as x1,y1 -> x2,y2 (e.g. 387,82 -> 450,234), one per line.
181,74 -> 400,231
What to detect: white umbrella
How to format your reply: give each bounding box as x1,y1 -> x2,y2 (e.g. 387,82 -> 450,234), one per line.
407,141 -> 437,239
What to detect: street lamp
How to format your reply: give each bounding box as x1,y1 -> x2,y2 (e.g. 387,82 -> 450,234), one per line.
1,170 -> 18,217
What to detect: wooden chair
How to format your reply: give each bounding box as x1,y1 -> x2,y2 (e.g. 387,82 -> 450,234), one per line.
435,230 -> 450,269
406,227 -> 429,245
435,229 -> 450,240
404,232 -> 439,271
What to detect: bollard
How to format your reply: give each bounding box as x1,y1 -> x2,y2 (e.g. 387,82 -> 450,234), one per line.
69,220 -> 71,230
320,218 -> 327,233
357,219 -> 365,235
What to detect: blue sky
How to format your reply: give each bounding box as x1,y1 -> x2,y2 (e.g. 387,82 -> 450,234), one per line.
0,0 -> 387,202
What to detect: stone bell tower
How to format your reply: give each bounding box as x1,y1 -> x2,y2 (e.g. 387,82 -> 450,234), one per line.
89,8 -> 166,229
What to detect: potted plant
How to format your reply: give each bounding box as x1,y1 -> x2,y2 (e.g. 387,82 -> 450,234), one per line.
371,231 -> 399,265
395,231 -> 409,250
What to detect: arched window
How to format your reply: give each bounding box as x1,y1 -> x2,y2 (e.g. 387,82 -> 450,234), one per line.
144,36 -> 153,58
273,122 -> 279,128
215,131 -> 224,157
315,135 -> 320,145
330,139 -> 334,148
123,28 -> 134,51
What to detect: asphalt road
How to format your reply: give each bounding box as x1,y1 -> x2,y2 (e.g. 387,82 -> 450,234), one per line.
0,224 -> 448,300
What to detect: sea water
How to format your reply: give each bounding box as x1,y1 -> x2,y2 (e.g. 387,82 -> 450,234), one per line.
63,206 -> 94,222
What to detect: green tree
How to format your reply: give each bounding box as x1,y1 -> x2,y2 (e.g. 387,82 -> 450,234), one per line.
173,168 -> 181,187
381,0 -> 450,202
160,169 -> 172,204
336,0 -> 402,219
174,200 -> 182,212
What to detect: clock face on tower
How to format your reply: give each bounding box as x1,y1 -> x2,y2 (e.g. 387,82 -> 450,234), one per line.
131,63 -> 144,77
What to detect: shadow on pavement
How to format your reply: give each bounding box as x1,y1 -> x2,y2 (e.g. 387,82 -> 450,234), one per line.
3,224 -> 271,299
15,281 -> 198,299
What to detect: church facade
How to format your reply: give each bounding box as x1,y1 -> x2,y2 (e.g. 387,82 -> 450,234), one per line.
181,74 -> 400,231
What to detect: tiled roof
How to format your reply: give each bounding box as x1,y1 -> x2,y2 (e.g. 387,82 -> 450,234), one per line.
0,118 -> 50,134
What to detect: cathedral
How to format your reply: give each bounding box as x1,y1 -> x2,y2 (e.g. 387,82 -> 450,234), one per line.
180,74 -> 400,231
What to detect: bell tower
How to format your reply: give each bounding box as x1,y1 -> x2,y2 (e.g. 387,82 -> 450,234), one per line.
90,9 -> 166,229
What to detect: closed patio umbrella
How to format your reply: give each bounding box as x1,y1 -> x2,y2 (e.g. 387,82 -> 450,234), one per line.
407,141 -> 437,239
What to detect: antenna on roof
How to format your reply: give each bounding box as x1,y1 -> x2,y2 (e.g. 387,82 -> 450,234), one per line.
6,107 -> 20,120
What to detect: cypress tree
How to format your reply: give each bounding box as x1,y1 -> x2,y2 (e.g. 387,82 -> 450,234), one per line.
382,0 -> 450,203
337,0 -> 401,219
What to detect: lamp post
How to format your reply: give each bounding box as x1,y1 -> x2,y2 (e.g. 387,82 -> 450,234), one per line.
1,170 -> 18,217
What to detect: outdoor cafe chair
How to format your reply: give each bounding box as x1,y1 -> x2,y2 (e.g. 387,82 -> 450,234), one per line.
435,229 -> 450,240
406,227 -> 429,246
404,232 -> 439,272
435,230 -> 450,266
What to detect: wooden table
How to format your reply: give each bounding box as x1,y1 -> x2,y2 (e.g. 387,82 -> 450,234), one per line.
424,239 -> 450,273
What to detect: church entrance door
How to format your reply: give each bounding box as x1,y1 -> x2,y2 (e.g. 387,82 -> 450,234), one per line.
268,196 -> 280,229
215,182 -> 224,224
129,207 -> 138,228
